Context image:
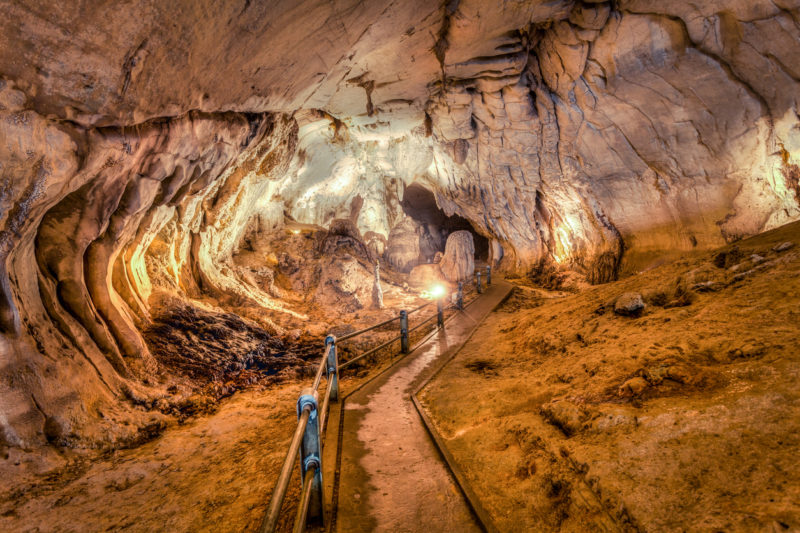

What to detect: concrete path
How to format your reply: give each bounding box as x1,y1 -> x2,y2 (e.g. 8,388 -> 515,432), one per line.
334,280 -> 513,533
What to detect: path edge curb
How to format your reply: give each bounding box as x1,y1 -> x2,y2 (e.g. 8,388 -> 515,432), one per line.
410,284 -> 514,533
326,292 -> 486,532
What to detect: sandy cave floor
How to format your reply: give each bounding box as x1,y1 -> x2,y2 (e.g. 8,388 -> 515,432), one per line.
0,386 -> 304,533
420,221 -> 800,532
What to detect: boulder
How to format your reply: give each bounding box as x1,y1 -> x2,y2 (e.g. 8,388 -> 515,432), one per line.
313,254 -> 373,312
439,230 -> 475,282
540,400 -> 588,437
363,231 -> 387,259
319,219 -> 371,258
614,293 -> 645,317
384,218 -> 420,272
618,377 -> 649,397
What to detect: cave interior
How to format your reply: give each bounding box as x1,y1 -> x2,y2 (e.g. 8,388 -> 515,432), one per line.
1,0 -> 799,531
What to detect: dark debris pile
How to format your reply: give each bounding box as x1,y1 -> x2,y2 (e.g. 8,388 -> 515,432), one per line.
143,301 -> 321,390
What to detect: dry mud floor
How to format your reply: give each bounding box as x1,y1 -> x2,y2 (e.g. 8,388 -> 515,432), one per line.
0,384 -> 306,533
0,321 -> 444,533
420,221 -> 800,532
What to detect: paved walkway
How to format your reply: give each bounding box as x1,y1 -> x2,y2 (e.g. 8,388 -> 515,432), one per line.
334,280 -> 513,532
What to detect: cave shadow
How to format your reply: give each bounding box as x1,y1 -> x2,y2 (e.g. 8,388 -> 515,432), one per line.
401,183 -> 489,263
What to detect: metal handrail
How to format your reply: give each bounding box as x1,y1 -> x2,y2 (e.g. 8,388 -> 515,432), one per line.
261,341 -> 334,532
339,333 -> 402,369
337,314 -> 401,342
408,299 -> 434,315
261,265 -> 493,532
293,467 -> 316,533
317,376 -> 335,436
338,292 -> 463,369
261,406 -> 312,532
408,311 -> 437,334
311,346 -> 329,391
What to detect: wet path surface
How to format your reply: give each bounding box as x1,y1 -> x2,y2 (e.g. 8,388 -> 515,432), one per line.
335,281 -> 512,532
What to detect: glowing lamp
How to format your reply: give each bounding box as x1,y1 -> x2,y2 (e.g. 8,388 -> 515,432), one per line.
430,283 -> 446,299
292,229 -> 301,235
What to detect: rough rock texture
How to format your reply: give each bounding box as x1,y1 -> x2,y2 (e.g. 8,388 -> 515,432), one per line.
313,254 -> 374,313
320,219 -> 372,260
0,96 -> 300,446
614,292 -> 646,317
439,230 -> 476,282
1,0 -> 799,445
384,218 -> 422,272
420,220 -> 800,532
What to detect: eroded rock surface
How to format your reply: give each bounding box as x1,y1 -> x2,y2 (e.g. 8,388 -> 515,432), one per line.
0,0 -> 799,448
385,217 -> 422,272
439,230 -> 476,282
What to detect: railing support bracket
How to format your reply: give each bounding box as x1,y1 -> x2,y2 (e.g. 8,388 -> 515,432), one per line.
400,310 -> 409,353
325,335 -> 338,402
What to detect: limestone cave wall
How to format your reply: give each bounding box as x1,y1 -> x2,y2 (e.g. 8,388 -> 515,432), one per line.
1,0 -> 799,447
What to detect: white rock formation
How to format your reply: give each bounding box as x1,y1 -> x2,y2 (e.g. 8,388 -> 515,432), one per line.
385,218 -> 422,272
439,231 -> 476,282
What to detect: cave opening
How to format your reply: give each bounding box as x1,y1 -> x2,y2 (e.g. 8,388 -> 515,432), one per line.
400,183 -> 489,263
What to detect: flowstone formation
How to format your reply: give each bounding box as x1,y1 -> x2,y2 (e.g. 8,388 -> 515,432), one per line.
0,0 -> 799,449
439,231 -> 476,282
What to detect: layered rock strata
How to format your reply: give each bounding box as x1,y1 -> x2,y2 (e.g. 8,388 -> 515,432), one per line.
0,0 -> 798,445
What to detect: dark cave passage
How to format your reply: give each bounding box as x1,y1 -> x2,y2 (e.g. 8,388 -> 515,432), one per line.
401,183 -> 489,263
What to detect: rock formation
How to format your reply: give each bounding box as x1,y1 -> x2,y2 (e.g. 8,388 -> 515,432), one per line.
371,262 -> 384,310
439,231 -> 476,282
385,218 -> 422,272
0,0 -> 799,446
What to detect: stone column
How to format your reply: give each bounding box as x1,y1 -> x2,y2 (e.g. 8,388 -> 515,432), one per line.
372,260 -> 384,309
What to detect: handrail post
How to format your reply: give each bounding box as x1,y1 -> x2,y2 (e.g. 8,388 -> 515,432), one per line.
400,310 -> 409,353
325,335 -> 338,402
476,270 -> 483,294
457,282 -> 464,310
296,390 -> 323,525
486,265 -> 492,286
436,298 -> 444,328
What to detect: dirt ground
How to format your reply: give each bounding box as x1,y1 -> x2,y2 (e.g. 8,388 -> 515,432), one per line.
0,383 -> 310,533
420,221 -> 800,532
0,349 -> 452,533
